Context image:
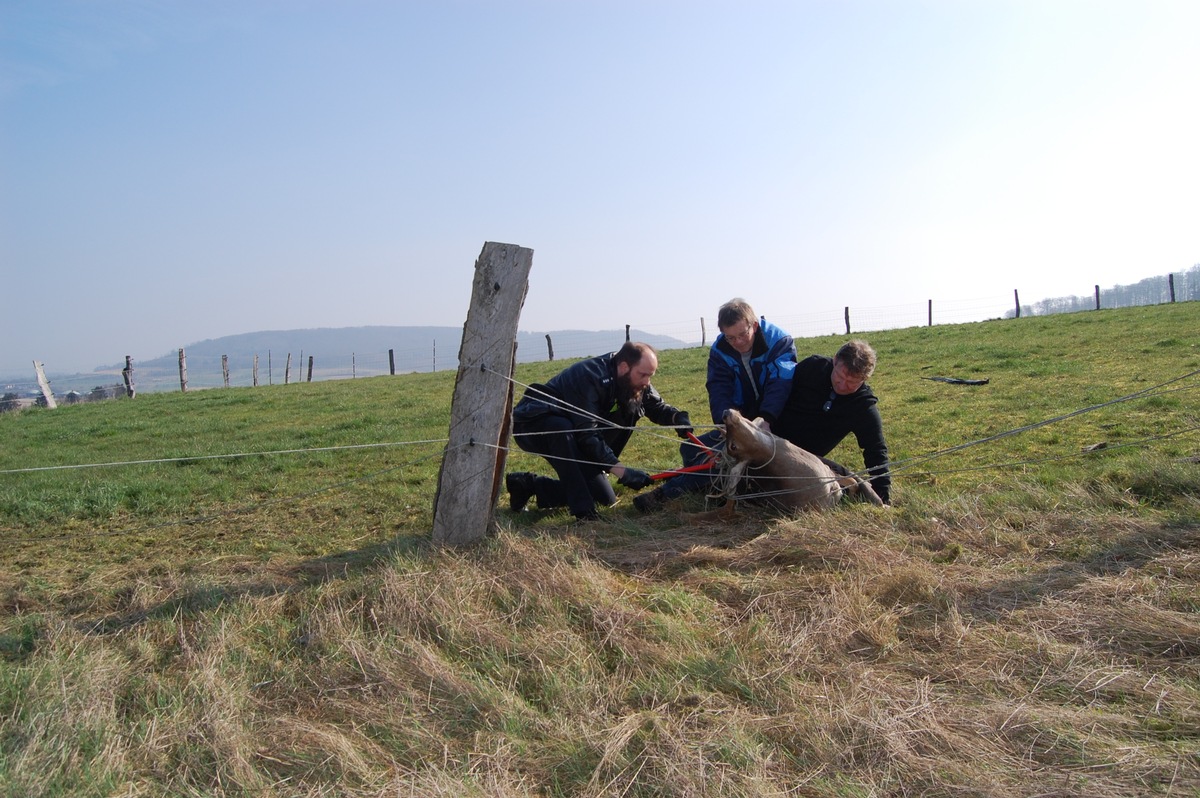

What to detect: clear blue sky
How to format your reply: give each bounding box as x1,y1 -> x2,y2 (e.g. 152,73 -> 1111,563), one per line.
3,0 -> 1197,376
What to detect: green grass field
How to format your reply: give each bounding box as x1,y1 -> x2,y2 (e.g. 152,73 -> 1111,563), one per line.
1,303 -> 1197,796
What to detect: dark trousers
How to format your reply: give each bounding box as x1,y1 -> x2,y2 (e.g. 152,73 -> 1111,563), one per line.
512,415 -> 617,517
657,428 -> 724,500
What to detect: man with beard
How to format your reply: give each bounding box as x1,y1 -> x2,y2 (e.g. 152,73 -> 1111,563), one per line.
506,342 -> 693,520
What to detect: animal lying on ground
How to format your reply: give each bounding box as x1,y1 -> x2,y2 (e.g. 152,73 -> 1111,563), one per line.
692,408 -> 883,521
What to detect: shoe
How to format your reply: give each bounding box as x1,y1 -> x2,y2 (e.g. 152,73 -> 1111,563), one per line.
633,487 -> 667,513
506,472 -> 536,512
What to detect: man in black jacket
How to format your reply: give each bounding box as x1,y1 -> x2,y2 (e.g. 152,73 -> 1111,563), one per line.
773,339 -> 892,504
506,341 -> 693,520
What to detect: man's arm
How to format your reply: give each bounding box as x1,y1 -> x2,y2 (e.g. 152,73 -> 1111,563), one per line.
852,405 -> 891,504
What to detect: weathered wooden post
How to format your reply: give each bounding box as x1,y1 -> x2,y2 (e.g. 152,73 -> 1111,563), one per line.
32,361 -> 57,409
178,348 -> 189,392
928,299 -> 933,327
432,241 -> 534,546
1169,274 -> 1176,303
1094,285 -> 1100,310
122,356 -> 136,398
625,324 -> 631,342
389,349 -> 396,375
844,306 -> 851,335
545,334 -> 554,361
700,317 -> 707,347
222,355 -> 230,388
253,354 -> 260,387
1013,290 -> 1021,319
307,355 -> 314,382
285,353 -> 292,384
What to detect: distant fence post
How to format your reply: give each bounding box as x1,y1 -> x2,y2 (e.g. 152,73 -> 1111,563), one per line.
927,300 -> 933,327
178,348 -> 188,392
1169,274 -> 1176,302
352,353 -> 356,379
1094,285 -> 1100,310
285,353 -> 292,384
122,355 -> 136,398
307,356 -> 314,382
433,340 -> 437,373
545,334 -> 554,361
222,355 -> 230,388
432,241 -> 534,547
625,324 -> 631,342
700,317 -> 707,347
32,361 -> 57,409
388,349 -> 395,375
1014,290 -> 1020,319
253,354 -> 260,387
844,307 -> 851,335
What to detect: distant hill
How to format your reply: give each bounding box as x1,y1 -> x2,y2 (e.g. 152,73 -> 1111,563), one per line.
38,326 -> 691,392
126,326 -> 691,370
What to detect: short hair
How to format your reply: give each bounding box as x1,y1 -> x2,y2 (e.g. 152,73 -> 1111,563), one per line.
614,341 -> 656,368
835,340 -> 877,379
717,298 -> 757,330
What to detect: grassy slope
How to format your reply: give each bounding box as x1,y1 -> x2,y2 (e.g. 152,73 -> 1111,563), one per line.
0,303 -> 1197,797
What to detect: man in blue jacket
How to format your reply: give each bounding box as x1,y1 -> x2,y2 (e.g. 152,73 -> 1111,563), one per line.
506,341 -> 693,520
635,298 -> 797,511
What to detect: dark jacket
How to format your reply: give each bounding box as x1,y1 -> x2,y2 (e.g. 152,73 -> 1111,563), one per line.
775,354 -> 891,503
512,351 -> 684,469
706,317 -> 797,427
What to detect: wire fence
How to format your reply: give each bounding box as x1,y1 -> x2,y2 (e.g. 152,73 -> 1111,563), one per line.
8,273 -> 1199,400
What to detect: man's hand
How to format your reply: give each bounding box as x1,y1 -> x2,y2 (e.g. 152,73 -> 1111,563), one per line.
617,468 -> 652,490
673,412 -> 693,439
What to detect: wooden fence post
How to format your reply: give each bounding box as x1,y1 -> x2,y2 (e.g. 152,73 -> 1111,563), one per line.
389,349 -> 395,375
927,300 -> 933,327
1169,274 -> 1176,303
1094,285 -> 1100,310
285,353 -> 292,385
700,317 -> 707,347
307,356 -> 314,382
178,348 -> 189,392
844,307 -> 851,335
122,356 -> 136,398
222,355 -> 230,388
1014,290 -> 1020,319
545,334 -> 554,361
32,361 -> 57,409
625,324 -> 631,342
432,241 -> 534,547
253,354 -> 260,387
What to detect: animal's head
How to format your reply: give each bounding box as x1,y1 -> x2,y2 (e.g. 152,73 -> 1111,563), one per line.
720,408 -> 775,465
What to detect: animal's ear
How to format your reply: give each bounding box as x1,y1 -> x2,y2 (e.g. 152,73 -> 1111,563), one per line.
752,417 -> 768,430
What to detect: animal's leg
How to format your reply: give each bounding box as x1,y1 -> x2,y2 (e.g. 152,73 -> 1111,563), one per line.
835,475 -> 884,506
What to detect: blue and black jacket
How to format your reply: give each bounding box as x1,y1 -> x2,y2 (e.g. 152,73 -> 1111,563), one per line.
705,317 -> 797,427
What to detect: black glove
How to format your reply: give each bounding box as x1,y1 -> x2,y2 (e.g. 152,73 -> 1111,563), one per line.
617,467 -> 653,490
673,411 -> 693,439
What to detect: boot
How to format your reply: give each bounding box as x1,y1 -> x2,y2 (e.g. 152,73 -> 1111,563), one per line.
505,471 -> 537,512
633,486 -> 668,513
